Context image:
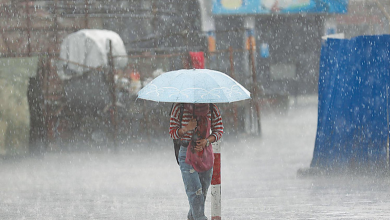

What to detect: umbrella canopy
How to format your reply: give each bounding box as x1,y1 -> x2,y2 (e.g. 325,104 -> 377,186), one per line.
137,69 -> 251,103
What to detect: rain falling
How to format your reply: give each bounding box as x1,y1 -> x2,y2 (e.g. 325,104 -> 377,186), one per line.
1,0 -> 390,219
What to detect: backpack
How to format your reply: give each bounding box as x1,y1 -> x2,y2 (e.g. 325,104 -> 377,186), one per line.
171,103 -> 213,165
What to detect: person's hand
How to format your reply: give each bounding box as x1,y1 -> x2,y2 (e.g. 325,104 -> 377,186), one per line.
194,139 -> 207,152
185,118 -> 197,131
179,118 -> 197,136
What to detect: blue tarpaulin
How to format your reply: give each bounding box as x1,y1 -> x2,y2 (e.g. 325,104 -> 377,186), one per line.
311,35 -> 390,169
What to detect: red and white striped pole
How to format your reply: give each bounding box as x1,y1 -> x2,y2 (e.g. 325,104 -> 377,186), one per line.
211,140 -> 221,220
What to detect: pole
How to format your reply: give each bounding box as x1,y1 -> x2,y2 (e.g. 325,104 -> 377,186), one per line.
108,40 -> 117,149
42,53 -> 50,150
26,0 -> 32,56
54,0 -> 58,47
207,30 -> 217,70
228,46 -> 238,129
85,0 -> 89,28
248,29 -> 262,135
211,140 -> 221,220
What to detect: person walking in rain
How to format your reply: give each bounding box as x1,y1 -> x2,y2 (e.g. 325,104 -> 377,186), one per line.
170,103 -> 223,220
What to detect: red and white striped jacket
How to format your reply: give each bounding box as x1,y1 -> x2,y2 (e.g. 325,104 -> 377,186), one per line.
169,103 -> 223,142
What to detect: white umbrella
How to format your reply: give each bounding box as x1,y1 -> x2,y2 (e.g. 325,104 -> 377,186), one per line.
137,69 -> 251,103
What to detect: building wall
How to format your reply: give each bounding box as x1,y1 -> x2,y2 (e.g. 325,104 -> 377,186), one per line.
327,0 -> 390,38
0,0 -> 103,56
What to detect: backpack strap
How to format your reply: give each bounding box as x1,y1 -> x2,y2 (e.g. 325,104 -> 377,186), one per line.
179,103 -> 184,131
173,103 -> 184,165
210,103 -> 213,125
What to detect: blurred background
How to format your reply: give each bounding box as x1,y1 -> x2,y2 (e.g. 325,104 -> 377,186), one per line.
0,0 -> 389,155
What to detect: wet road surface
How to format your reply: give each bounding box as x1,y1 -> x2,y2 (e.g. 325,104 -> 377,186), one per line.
1,96 -> 390,219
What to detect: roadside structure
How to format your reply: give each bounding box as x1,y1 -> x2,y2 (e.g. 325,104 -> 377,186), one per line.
0,0 -> 389,155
